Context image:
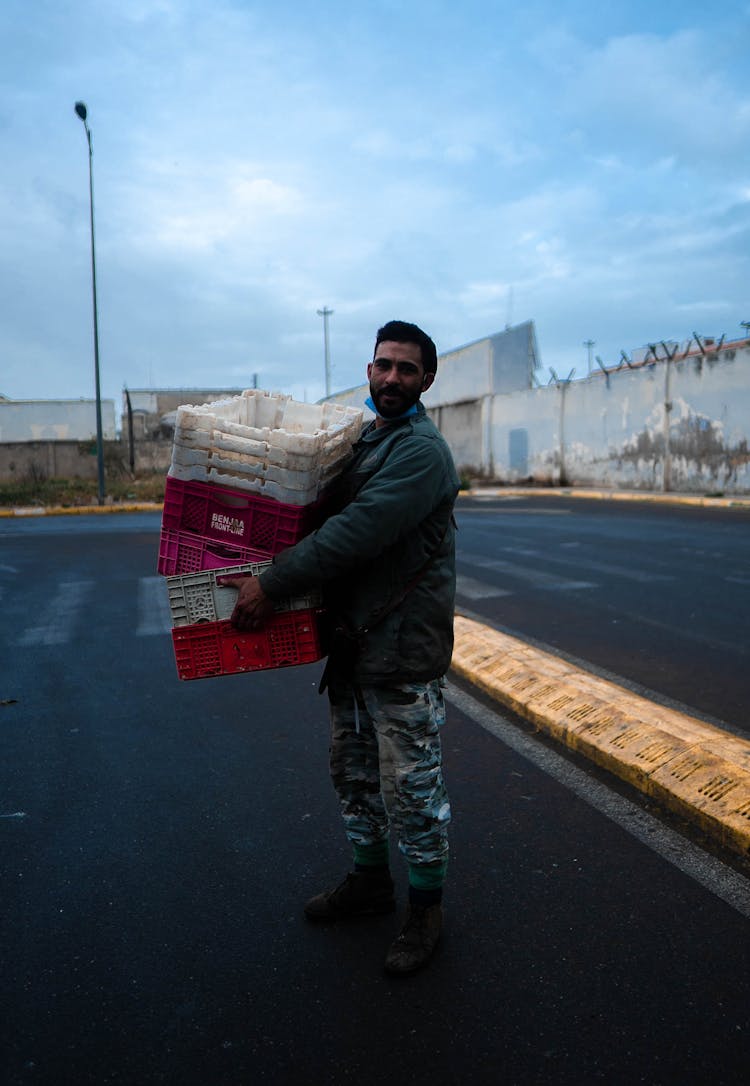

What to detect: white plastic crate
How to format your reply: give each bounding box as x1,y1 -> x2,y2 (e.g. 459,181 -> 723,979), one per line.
169,389 -> 363,504
169,444 -> 350,504
177,390 -> 361,436
165,563 -> 322,627
166,463 -> 326,504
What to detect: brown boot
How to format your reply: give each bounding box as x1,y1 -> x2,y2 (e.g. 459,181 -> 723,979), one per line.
304,870 -> 395,921
384,903 -> 443,975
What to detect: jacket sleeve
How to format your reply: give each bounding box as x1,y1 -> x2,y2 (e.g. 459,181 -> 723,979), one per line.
259,433 -> 453,598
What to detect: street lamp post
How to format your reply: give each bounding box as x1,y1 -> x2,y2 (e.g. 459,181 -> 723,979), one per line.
74,101 -> 106,505
317,306 -> 333,398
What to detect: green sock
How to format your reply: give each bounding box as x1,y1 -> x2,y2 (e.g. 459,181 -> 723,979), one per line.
408,860 -> 448,892
353,839 -> 390,870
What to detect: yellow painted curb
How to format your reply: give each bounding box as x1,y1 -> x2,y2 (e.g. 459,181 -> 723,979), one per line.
0,503 -> 163,518
451,614 -> 750,859
463,487 -> 750,509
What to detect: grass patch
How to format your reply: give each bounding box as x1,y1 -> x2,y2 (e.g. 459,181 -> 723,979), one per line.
0,472 -> 166,508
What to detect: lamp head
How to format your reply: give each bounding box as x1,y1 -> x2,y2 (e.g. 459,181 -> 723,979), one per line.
74,101 -> 88,122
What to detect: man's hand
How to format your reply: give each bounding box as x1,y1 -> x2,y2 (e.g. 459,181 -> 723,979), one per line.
215,574 -> 276,632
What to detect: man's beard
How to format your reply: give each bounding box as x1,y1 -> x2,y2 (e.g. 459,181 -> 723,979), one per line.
369,382 -> 420,419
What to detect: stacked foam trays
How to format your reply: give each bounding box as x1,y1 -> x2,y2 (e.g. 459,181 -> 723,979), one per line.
169,389 -> 363,505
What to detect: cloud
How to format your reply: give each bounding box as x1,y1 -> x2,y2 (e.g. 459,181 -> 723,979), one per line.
543,28 -> 750,167
128,163 -> 306,254
0,0 -> 747,411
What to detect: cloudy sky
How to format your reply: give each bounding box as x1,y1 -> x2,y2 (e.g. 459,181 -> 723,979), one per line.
1,0 -> 748,411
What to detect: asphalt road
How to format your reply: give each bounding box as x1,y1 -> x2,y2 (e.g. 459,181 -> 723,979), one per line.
454,494 -> 750,731
1,509 -> 749,1085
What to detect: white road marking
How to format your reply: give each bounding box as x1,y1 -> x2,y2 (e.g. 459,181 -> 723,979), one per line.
457,507 -> 571,515
445,680 -> 750,919
461,552 -> 596,592
136,576 -> 173,636
480,543 -> 674,583
17,581 -> 92,646
609,605 -> 747,656
542,553 -> 675,583
455,574 -> 512,600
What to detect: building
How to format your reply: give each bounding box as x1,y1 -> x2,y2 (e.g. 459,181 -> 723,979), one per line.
0,397 -> 117,442
121,388 -> 244,440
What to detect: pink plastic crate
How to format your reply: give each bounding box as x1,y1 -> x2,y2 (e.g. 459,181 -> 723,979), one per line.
171,609 -> 324,680
157,526 -> 274,575
161,476 -> 324,556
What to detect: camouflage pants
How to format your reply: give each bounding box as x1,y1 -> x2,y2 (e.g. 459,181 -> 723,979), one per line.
327,678 -> 451,867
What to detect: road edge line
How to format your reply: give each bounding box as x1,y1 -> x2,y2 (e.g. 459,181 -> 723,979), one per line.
451,614 -> 750,862
0,503 -> 163,518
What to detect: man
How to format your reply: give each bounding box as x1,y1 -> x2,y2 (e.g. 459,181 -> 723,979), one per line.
224,320 -> 459,975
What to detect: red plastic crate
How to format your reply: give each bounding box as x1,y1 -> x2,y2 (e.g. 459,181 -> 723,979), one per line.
161,476 -> 324,556
171,609 -> 324,680
157,526 -> 274,575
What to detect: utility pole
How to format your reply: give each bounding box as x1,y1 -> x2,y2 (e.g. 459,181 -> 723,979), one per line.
663,350 -> 673,493
317,306 -> 333,398
583,339 -> 595,376
74,101 -> 106,504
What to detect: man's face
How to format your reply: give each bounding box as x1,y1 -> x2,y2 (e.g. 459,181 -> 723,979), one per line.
367,340 -> 435,419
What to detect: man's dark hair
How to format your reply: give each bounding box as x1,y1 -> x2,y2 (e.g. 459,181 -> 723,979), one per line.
374,320 -> 438,374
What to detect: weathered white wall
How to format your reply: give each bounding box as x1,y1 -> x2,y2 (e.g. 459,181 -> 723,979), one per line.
483,342 -> 750,492
295,335 -> 750,495
0,439 -> 173,482
0,400 -> 117,442
484,385 -> 562,482
429,400 -> 484,474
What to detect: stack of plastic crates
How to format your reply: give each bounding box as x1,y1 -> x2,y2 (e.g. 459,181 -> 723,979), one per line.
158,389 -> 363,680
166,562 -> 325,681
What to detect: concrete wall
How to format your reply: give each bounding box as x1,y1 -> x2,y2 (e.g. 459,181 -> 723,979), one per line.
429,400 -> 486,475
483,341 -> 750,492
326,334 -> 750,493
0,439 -> 173,483
0,400 -> 117,442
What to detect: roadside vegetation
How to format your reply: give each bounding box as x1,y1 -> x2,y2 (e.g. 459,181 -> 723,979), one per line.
0,470 -> 166,508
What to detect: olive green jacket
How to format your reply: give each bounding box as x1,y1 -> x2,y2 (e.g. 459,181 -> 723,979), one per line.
259,402 -> 459,685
